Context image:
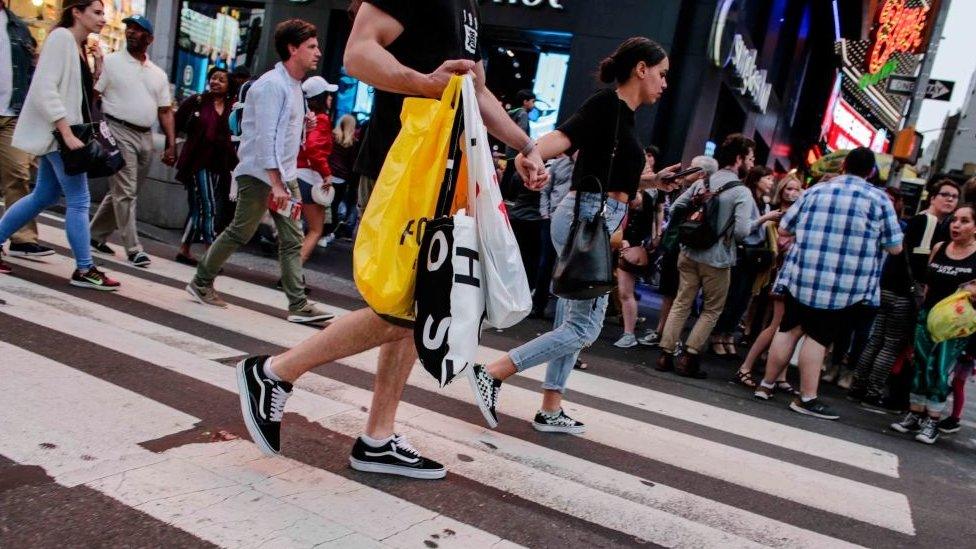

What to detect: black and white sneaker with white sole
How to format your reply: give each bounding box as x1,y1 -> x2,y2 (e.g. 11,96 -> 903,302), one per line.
236,356 -> 293,456
915,416 -> 940,444
467,364 -> 500,428
349,434 -> 446,480
788,397 -> 840,420
532,409 -> 586,434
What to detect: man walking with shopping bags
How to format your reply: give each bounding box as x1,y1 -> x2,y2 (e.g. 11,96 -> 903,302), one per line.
232,0 -> 547,479
88,15 -> 175,267
186,19 -> 333,325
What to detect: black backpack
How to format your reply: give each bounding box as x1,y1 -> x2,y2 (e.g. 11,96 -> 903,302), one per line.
677,178 -> 742,250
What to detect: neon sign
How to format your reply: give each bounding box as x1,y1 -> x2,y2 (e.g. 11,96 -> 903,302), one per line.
867,0 -> 932,74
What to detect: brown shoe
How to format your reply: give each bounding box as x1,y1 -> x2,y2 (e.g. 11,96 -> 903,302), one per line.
676,352 -> 707,379
655,352 -> 675,372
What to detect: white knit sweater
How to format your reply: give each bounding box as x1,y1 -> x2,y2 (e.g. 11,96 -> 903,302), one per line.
13,27 -> 85,156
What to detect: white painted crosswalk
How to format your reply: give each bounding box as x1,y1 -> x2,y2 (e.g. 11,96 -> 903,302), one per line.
0,222 -> 920,547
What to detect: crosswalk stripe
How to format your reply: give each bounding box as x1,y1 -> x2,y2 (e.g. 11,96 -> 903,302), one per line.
0,289 -> 867,547
0,274 -> 241,360
0,343 -> 521,548
30,218 -> 901,479
0,252 -> 914,538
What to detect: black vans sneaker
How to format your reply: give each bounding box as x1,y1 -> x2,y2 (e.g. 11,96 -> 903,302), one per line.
236,356 -> 292,455
890,412 -> 923,433
532,409 -> 586,434
915,416 -> 940,444
938,416 -> 962,434
467,364 -> 500,428
349,434 -> 446,480
788,397 -> 840,420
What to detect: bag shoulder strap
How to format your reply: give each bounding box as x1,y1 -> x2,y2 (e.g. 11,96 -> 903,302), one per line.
574,96 -> 620,221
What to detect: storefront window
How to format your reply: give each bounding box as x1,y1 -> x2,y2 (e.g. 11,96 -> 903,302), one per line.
173,1 -> 264,100
334,68 -> 374,124
10,0 -> 144,50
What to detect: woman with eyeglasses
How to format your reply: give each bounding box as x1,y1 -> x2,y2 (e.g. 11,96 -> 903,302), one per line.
850,179 -> 958,410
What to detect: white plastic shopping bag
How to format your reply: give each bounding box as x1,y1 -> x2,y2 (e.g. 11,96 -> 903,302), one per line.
460,76 -> 532,329
414,211 -> 485,387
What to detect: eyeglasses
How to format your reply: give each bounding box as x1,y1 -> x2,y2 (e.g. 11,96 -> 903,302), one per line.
937,192 -> 960,200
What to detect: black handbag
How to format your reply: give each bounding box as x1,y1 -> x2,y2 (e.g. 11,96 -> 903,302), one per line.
551,102 -> 621,300
53,67 -> 125,178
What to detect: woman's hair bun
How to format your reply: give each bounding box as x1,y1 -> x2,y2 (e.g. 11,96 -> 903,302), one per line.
598,56 -> 618,84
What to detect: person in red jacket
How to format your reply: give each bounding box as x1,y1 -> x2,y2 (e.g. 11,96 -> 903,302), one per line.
296,76 -> 337,263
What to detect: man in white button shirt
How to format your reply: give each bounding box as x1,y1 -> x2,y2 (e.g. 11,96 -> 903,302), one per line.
89,14 -> 176,267
0,0 -> 54,259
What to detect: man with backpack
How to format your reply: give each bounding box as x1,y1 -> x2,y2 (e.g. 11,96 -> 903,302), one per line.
657,134 -> 769,378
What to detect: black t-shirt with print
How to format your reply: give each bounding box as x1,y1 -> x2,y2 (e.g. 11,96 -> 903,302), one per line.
354,0 -> 482,179
557,88 -> 645,199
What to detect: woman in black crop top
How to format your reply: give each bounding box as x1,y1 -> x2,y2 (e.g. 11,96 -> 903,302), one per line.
893,204 -> 976,444
470,38 -> 681,432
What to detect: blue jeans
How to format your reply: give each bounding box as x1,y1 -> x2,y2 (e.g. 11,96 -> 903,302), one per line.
509,191 -> 627,392
0,152 -> 92,270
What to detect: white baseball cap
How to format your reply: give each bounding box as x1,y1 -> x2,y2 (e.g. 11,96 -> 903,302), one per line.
302,76 -> 338,98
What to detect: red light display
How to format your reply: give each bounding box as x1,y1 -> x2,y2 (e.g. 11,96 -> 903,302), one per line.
867,0 -> 932,74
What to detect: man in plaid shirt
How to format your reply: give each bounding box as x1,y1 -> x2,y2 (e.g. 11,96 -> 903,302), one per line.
755,148 -> 904,420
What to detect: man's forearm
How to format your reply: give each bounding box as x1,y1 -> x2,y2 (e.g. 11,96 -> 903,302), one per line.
266,169 -> 285,189
476,85 -> 531,152
159,109 -> 176,147
344,39 -> 430,97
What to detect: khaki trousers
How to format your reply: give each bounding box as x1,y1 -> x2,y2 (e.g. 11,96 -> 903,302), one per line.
0,115 -> 35,244
660,252 -> 732,354
89,119 -> 153,253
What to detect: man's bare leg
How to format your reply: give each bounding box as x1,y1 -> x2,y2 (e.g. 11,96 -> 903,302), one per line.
271,307 -> 410,382
796,337 -> 827,399
364,337 -> 417,439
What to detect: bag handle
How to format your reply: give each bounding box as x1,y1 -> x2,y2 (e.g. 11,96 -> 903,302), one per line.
434,75 -> 466,217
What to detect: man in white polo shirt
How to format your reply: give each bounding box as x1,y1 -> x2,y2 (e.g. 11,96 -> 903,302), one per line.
89,14 -> 176,267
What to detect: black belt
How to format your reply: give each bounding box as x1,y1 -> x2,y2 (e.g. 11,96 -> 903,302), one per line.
105,114 -> 151,133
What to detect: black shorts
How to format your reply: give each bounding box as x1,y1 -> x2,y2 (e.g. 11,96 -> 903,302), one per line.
658,248 -> 681,297
779,293 -> 871,347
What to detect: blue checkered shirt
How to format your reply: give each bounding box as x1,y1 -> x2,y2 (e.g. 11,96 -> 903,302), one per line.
774,175 -> 903,310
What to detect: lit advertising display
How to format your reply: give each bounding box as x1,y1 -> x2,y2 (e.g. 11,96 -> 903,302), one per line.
824,98 -> 889,153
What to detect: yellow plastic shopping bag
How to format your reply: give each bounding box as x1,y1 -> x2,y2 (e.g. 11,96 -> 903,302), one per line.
353,76 -> 464,320
927,289 -> 976,343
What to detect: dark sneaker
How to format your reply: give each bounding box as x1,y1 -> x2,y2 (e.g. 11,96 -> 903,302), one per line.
8,242 -> 55,257
880,397 -> 909,415
186,281 -> 228,308
349,434 -> 446,479
90,240 -> 115,255
753,384 -> 775,400
915,417 -> 939,444
638,330 -> 661,347
655,351 -> 675,372
860,393 -> 888,412
890,412 -> 923,433
70,267 -> 120,291
467,363 -> 500,428
676,352 -> 707,379
286,303 -> 334,323
128,250 -> 151,267
0,253 -> 10,275
938,416 -> 961,434
236,356 -> 292,455
789,397 -> 840,420
175,253 -> 198,266
846,385 -> 867,402
532,409 -> 586,434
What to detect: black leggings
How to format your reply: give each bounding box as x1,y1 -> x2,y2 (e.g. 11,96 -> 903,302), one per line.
853,290 -> 916,397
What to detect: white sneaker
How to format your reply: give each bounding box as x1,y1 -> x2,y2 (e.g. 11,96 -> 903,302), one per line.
317,236 -> 330,248
638,330 -> 660,347
613,333 -> 638,348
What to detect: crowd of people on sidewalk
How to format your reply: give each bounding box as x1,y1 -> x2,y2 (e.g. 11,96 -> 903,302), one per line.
1,0 -> 974,488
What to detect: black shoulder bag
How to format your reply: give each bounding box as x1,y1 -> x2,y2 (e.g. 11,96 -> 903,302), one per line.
53,61 -> 125,178
551,102 -> 621,300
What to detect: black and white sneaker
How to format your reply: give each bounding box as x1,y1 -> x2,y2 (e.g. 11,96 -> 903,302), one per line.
8,242 -> 55,257
915,416 -> 939,444
938,416 -> 961,434
890,411 -> 923,433
788,397 -> 840,420
467,363 -> 500,428
90,240 -> 115,255
236,356 -> 292,455
349,434 -> 446,479
128,250 -> 151,267
532,409 -> 586,434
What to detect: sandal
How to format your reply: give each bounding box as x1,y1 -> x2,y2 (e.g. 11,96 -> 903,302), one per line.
734,370 -> 757,388
775,381 -> 798,395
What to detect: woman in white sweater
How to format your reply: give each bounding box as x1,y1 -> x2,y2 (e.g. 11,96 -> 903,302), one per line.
0,0 -> 120,290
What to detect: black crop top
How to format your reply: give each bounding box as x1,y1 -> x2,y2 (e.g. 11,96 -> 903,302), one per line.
557,88 -> 645,199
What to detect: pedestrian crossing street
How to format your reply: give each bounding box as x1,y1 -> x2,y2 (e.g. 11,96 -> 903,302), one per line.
0,216 -> 922,548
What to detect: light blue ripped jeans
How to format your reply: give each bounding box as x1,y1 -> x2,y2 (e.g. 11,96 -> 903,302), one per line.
509,191 -> 627,393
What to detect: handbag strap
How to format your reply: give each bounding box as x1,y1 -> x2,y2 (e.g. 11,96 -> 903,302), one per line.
79,54 -> 95,126
434,81 -> 466,217
573,94 -> 621,222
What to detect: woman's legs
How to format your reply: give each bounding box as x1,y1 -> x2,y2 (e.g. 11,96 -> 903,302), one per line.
300,203 -> 326,263
618,268 -> 638,335
741,299 -> 785,375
